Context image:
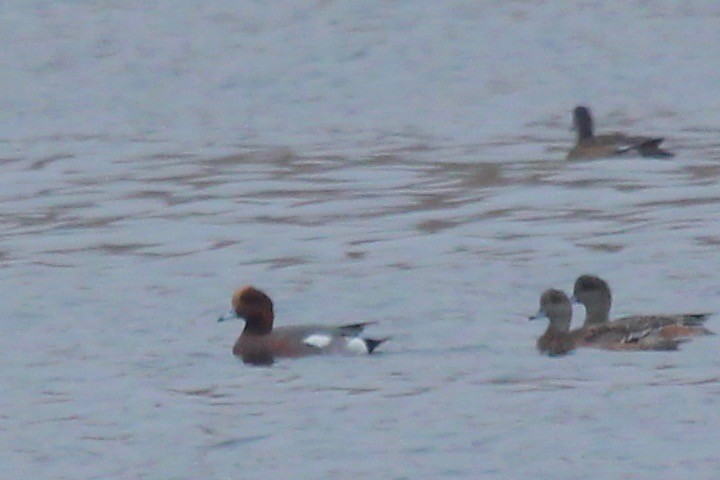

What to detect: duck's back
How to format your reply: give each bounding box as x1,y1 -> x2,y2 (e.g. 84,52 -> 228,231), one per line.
567,134 -> 627,159
610,313 -> 713,336
577,323 -> 684,351
567,134 -> 672,160
233,322 -> 382,365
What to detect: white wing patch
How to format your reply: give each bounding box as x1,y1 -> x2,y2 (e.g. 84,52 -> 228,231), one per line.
303,334 -> 332,349
345,337 -> 369,354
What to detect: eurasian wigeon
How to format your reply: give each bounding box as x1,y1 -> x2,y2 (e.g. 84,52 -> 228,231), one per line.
571,274 -> 714,338
218,285 -> 388,366
566,106 -> 674,160
530,288 -> 688,356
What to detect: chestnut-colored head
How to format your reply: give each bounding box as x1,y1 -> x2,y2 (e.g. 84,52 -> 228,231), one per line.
572,275 -> 612,325
218,285 -> 274,334
572,105 -> 594,141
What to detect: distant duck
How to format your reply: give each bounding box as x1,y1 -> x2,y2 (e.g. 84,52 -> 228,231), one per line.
530,289 -> 577,356
218,285 -> 388,366
571,274 -> 714,337
566,106 -> 674,160
530,287 -> 692,356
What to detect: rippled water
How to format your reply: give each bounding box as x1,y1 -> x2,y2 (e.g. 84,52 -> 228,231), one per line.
3,1 -> 720,479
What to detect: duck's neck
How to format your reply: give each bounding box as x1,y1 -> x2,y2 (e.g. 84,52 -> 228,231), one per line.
574,110 -> 594,141
242,312 -> 273,335
546,316 -> 572,334
577,121 -> 593,141
583,300 -> 611,326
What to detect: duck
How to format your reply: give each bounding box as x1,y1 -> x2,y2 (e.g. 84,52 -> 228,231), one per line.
566,105 -> 674,159
530,288 -> 689,356
218,285 -> 388,366
529,288 -> 577,356
571,274 -> 714,339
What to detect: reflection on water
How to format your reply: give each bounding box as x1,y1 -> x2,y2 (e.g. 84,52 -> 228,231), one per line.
6,140 -> 720,265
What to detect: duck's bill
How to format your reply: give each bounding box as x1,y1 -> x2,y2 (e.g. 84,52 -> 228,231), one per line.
529,310 -> 547,321
217,310 -> 239,322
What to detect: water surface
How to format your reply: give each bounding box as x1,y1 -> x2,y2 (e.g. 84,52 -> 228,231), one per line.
3,2 -> 720,479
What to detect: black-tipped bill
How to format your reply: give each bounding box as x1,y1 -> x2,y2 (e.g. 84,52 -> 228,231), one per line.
217,309 -> 239,323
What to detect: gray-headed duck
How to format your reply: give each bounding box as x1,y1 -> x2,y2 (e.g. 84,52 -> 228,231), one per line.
571,274 -> 713,339
530,289 -> 577,356
566,106 -> 674,160
531,287 -> 690,356
218,285 -> 388,366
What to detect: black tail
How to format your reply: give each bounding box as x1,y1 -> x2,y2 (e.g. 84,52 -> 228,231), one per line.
364,337 -> 389,354
637,138 -> 674,158
681,313 -> 713,326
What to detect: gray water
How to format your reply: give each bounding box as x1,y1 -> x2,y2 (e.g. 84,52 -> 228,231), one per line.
3,2 -> 720,479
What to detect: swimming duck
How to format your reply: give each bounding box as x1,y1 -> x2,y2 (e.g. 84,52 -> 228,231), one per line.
571,274 -> 713,337
566,106 -> 674,159
218,286 -> 388,366
530,289 -> 578,356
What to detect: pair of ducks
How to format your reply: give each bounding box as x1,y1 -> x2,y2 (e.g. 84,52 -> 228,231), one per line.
531,275 -> 713,356
218,275 -> 713,366
566,106 -> 673,159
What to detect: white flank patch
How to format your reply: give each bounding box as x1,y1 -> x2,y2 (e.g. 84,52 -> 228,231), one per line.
345,337 -> 369,354
303,334 -> 332,349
